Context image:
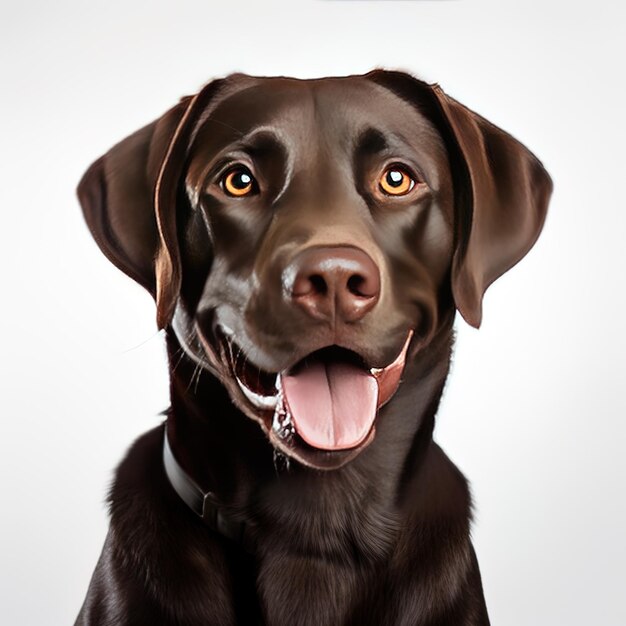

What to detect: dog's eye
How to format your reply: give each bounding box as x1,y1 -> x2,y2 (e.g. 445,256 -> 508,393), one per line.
221,166 -> 257,197
379,166 -> 416,196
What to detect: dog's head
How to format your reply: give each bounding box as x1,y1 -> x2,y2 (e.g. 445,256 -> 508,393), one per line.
78,71 -> 551,469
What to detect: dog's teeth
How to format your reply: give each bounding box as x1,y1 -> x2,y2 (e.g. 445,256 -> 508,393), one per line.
236,376 -> 278,410
220,324 -> 235,337
370,367 -> 383,375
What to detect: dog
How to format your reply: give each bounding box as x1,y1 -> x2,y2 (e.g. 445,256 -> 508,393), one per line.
75,70 -> 551,625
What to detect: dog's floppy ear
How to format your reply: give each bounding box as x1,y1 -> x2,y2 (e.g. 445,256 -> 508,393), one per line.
432,85 -> 552,328
77,79 -> 226,329
366,70 -> 552,328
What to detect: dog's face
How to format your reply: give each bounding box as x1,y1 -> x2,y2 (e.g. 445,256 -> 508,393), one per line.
178,77 -> 454,466
78,71 -> 551,469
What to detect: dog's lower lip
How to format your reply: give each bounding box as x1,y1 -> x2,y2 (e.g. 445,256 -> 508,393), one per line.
369,330 -> 413,408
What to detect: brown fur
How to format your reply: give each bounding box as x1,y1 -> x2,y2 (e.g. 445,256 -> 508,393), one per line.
75,71 -> 551,625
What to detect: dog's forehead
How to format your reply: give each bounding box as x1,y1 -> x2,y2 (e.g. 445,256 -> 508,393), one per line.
193,75 -> 443,152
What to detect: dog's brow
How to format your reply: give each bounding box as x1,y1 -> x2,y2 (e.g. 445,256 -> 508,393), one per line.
194,116 -> 247,140
356,127 -> 389,154
355,127 -> 418,158
238,127 -> 285,152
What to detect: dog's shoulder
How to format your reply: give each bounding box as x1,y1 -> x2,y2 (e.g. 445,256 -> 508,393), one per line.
106,423 -> 213,554
108,424 -> 165,507
395,441 -> 474,585
412,441 -> 472,520
94,424 -> 245,624
379,443 -> 483,623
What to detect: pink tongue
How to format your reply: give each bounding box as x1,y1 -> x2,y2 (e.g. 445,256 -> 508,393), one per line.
281,361 -> 379,451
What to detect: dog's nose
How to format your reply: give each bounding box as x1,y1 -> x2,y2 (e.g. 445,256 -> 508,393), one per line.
284,246 -> 380,323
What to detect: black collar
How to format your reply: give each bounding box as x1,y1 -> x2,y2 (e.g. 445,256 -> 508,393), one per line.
162,426 -> 255,553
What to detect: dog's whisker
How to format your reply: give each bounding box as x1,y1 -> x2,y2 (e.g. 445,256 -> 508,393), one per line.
192,364 -> 203,394
235,345 -> 245,369
121,329 -> 163,353
185,361 -> 202,394
171,347 -> 186,374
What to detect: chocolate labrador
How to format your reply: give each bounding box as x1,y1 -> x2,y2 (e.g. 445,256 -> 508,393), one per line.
75,70 -> 551,625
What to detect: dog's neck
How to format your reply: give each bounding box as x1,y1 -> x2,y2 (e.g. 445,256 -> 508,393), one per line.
164,311 -> 457,559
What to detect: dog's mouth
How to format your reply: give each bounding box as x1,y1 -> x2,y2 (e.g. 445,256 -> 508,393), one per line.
212,327 -> 412,469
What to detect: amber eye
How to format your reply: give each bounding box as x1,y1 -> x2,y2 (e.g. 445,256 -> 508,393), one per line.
221,166 -> 257,197
379,166 -> 416,196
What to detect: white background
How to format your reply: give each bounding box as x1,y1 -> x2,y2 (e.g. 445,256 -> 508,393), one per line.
2,1 -> 625,624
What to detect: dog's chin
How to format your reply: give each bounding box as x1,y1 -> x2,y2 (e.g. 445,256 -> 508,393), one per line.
195,324 -> 413,471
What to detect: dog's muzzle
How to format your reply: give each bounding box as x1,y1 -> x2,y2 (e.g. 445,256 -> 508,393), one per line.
222,328 -> 413,452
